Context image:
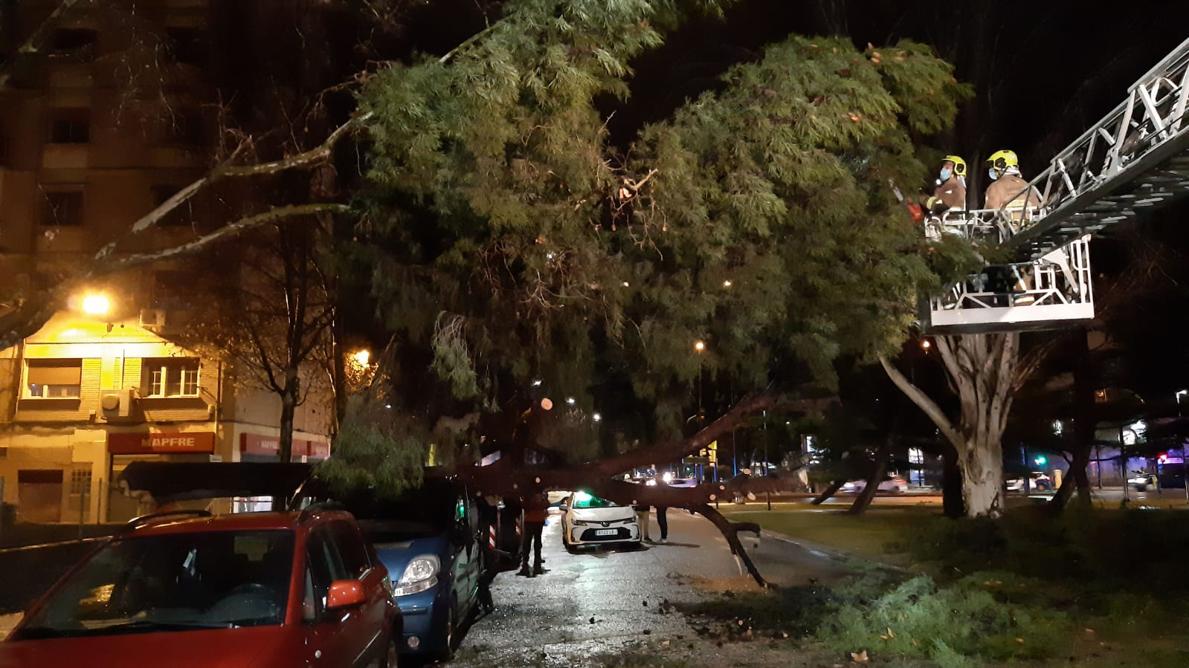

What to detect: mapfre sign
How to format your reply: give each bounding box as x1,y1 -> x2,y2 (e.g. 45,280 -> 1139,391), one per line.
108,432 -> 216,455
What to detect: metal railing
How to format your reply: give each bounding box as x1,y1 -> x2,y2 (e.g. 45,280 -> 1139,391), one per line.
995,36 -> 1189,247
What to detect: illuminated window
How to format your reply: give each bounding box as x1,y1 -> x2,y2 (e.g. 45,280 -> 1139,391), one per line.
26,359 -> 82,398
141,358 -> 200,397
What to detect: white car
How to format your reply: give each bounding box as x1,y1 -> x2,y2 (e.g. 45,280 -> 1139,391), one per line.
841,475 -> 909,494
1007,472 -> 1053,493
560,491 -> 642,552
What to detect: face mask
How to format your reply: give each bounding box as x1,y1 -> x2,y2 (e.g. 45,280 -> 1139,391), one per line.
988,168 -> 1000,181
939,168 -> 952,182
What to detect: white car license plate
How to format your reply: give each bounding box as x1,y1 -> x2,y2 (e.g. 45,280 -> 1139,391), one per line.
595,529 -> 617,536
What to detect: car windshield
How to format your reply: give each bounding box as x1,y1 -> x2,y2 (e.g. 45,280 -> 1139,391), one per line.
15,530 -> 293,639
572,492 -> 616,509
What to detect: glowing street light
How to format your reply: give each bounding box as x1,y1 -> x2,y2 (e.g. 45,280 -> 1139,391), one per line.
722,280 -> 732,288
566,397 -> 576,406
351,349 -> 371,367
531,379 -> 543,387
920,339 -> 932,351
592,413 -> 602,422
540,397 -> 554,411
80,292 -> 111,317
693,340 -> 706,353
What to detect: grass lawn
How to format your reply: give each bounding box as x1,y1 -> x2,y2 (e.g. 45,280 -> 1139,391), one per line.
706,503 -> 1189,666
723,504 -> 940,564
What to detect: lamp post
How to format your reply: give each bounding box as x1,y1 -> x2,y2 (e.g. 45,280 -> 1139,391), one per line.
1178,390 -> 1188,502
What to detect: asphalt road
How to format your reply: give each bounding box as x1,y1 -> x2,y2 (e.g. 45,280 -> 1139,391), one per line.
450,509 -> 851,667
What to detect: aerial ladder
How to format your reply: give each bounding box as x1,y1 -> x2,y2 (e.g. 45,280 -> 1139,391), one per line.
924,37 -> 1189,334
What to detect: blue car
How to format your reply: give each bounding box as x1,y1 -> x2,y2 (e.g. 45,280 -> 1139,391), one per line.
352,476 -> 485,661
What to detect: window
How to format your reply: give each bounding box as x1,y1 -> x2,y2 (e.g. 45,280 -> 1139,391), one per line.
330,521 -> 371,578
49,110 -> 90,144
26,360 -> 82,398
166,28 -> 207,66
12,530 -> 294,639
49,28 -> 97,61
70,469 -> 92,495
304,528 -> 348,621
141,358 -> 200,397
41,189 -> 84,227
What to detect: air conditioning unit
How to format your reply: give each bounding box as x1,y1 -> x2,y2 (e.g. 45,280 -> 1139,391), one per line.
100,388 -> 138,418
139,308 -> 166,330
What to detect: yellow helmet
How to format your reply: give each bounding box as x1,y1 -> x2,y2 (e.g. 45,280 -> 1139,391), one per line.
986,149 -> 1019,171
942,154 -> 967,176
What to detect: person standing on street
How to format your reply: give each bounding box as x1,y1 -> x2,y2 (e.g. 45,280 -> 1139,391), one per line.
634,500 -> 652,542
518,491 -> 548,577
655,505 -> 669,543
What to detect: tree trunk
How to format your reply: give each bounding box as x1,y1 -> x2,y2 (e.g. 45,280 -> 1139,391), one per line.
881,333 -> 1018,519
1051,446 -> 1093,511
811,479 -> 846,505
957,433 -> 1004,517
848,441 -> 890,515
279,374 -> 299,463
942,445 -> 965,518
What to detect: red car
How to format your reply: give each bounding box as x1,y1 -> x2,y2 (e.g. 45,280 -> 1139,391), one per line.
0,509 -> 400,668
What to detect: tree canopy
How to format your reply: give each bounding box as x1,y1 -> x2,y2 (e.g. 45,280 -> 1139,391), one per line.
345,0 -> 972,466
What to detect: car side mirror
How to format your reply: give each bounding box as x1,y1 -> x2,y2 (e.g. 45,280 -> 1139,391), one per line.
558,503 -> 568,512
326,579 -> 366,611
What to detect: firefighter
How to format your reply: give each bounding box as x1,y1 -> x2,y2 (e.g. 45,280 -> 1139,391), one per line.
926,154 -> 968,214
984,149 -> 1043,225
517,491 -> 548,577
984,149 -> 1045,301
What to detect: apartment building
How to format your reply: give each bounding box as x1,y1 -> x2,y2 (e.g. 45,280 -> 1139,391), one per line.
0,1 -> 332,523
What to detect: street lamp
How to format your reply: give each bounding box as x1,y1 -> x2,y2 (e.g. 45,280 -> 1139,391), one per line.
920,338 -> 932,351
350,349 -> 371,368
693,340 -> 706,353
592,412 -> 602,422
80,292 -> 111,317
722,280 -> 732,288
566,397 -> 576,406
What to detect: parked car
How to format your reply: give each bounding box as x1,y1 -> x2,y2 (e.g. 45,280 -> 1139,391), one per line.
1007,472 -> 1053,493
1,509 -> 400,668
559,491 -> 641,551
340,475 -> 487,662
841,475 -> 909,494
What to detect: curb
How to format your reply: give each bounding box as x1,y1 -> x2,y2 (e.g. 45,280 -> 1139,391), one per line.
752,527 -> 909,574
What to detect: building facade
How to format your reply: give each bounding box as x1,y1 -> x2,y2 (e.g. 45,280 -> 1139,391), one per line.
0,1 -> 332,523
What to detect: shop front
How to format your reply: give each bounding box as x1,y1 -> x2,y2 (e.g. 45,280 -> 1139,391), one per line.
107,431 -> 216,521
239,433 -> 330,463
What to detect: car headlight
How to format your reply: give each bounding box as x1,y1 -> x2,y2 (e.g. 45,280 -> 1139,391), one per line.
393,555 -> 440,597
573,519 -> 590,526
